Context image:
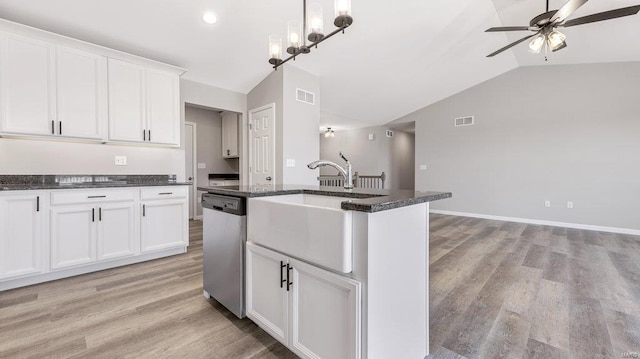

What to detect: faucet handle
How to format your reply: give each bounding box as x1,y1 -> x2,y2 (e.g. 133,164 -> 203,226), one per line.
339,151 -> 349,163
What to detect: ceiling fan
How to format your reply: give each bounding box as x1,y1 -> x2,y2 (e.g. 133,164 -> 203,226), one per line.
485,0 -> 640,57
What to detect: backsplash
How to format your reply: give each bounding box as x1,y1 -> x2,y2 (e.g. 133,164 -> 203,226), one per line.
0,175 -> 177,185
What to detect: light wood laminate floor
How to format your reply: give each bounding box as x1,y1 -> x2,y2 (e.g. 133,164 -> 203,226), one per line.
1,216 -> 639,358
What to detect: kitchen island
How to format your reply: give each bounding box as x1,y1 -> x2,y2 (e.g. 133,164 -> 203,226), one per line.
198,185 -> 451,359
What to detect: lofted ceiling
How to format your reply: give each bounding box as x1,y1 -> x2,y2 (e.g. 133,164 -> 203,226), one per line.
0,0 -> 638,128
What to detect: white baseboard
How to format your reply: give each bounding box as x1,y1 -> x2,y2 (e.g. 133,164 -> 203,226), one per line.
429,209 -> 640,236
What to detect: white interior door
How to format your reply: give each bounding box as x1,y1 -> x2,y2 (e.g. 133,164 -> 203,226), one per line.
184,122 -> 196,219
249,104 -> 276,186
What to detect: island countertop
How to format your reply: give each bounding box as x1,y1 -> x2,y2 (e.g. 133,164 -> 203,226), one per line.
197,184 -> 452,213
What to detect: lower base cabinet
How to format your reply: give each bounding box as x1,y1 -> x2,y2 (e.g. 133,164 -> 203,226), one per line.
246,242 -> 361,359
0,192 -> 45,279
50,205 -> 97,269
141,198 -> 188,253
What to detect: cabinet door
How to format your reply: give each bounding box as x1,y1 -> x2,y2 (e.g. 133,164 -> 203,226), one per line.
222,114 -> 239,158
0,193 -> 45,279
50,205 -> 97,269
140,199 -> 187,253
56,46 -> 107,140
108,58 -> 145,143
97,202 -> 136,260
0,33 -> 55,136
289,258 -> 361,359
246,243 -> 289,346
146,69 -> 179,146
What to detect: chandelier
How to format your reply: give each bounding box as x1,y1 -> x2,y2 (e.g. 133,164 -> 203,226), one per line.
268,0 -> 353,70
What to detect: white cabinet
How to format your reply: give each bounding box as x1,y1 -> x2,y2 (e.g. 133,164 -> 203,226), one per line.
49,189 -> 137,269
0,32 -> 107,140
107,58 -> 145,143
140,187 -> 188,252
0,192 -> 46,279
97,202 -> 136,260
246,243 -> 361,359
0,32 -> 55,136
50,205 -> 97,269
108,59 -> 179,146
56,46 -> 107,140
246,243 -> 289,345
146,69 -> 179,145
222,113 -> 239,158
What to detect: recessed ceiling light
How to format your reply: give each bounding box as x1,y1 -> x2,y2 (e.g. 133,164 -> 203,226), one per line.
202,12 -> 218,25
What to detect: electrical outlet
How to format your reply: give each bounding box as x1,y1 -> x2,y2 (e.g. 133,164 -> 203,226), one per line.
286,159 -> 296,167
544,200 -> 551,208
198,163 -> 206,169
419,165 -> 427,170
567,201 -> 574,209
368,133 -> 375,141
115,156 -> 127,166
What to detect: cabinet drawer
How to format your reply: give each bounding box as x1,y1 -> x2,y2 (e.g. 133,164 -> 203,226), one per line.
50,188 -> 135,205
140,186 -> 187,200
209,180 -> 225,187
209,180 -> 239,187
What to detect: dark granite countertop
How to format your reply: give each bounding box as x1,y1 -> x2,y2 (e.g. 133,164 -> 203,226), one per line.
197,184 -> 452,213
0,175 -> 190,191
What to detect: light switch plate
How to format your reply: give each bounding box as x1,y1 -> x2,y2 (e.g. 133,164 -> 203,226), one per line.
198,163 -> 207,169
115,156 -> 127,166
286,159 -> 296,167
419,165 -> 427,170
368,134 -> 375,141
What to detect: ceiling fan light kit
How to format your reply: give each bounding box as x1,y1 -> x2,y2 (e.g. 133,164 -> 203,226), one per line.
268,0 -> 353,70
486,0 -> 640,58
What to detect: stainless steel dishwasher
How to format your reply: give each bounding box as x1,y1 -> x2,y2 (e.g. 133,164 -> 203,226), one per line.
202,193 -> 246,319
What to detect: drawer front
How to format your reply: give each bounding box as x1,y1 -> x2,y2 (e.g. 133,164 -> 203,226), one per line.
224,180 -> 239,186
209,180 -> 225,187
51,188 -> 136,205
140,186 -> 188,200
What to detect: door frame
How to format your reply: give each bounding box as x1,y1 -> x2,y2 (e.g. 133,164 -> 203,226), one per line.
184,121 -> 198,220
248,103 -> 277,186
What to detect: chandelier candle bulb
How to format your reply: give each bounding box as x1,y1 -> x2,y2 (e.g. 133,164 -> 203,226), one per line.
308,3 -> 325,42
334,0 -> 353,27
287,20 -> 302,54
268,35 -> 283,65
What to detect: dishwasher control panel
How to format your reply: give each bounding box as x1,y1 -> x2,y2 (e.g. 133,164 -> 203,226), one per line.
202,193 -> 246,216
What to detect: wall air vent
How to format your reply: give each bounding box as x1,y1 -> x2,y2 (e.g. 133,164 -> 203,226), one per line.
455,116 -> 474,127
296,88 -> 315,105
386,130 -> 394,137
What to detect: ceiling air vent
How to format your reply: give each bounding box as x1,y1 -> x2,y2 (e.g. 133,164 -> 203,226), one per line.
455,116 -> 474,127
386,130 -> 394,137
296,88 -> 315,105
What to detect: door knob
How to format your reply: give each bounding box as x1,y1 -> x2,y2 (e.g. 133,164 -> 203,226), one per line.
266,176 -> 272,181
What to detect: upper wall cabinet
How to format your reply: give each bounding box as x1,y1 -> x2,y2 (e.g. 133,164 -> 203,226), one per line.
56,46 -> 107,140
0,33 -> 56,136
0,33 -> 107,140
108,59 -> 180,147
0,20 -> 185,146
222,113 -> 239,158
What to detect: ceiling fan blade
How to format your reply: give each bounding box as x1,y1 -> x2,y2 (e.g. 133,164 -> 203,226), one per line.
550,0 -> 589,23
486,34 -> 536,57
485,26 -> 533,32
561,5 -> 640,27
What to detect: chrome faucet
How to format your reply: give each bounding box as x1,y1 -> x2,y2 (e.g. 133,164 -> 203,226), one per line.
307,152 -> 354,190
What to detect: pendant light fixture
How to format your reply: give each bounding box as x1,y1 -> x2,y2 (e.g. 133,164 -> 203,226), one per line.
324,127 -> 335,138
268,0 -> 353,69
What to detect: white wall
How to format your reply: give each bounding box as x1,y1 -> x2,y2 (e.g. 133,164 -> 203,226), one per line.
0,137 -> 184,175
392,62 -> 640,231
247,65 -> 319,185
319,126 -> 415,190
282,65 -> 320,185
